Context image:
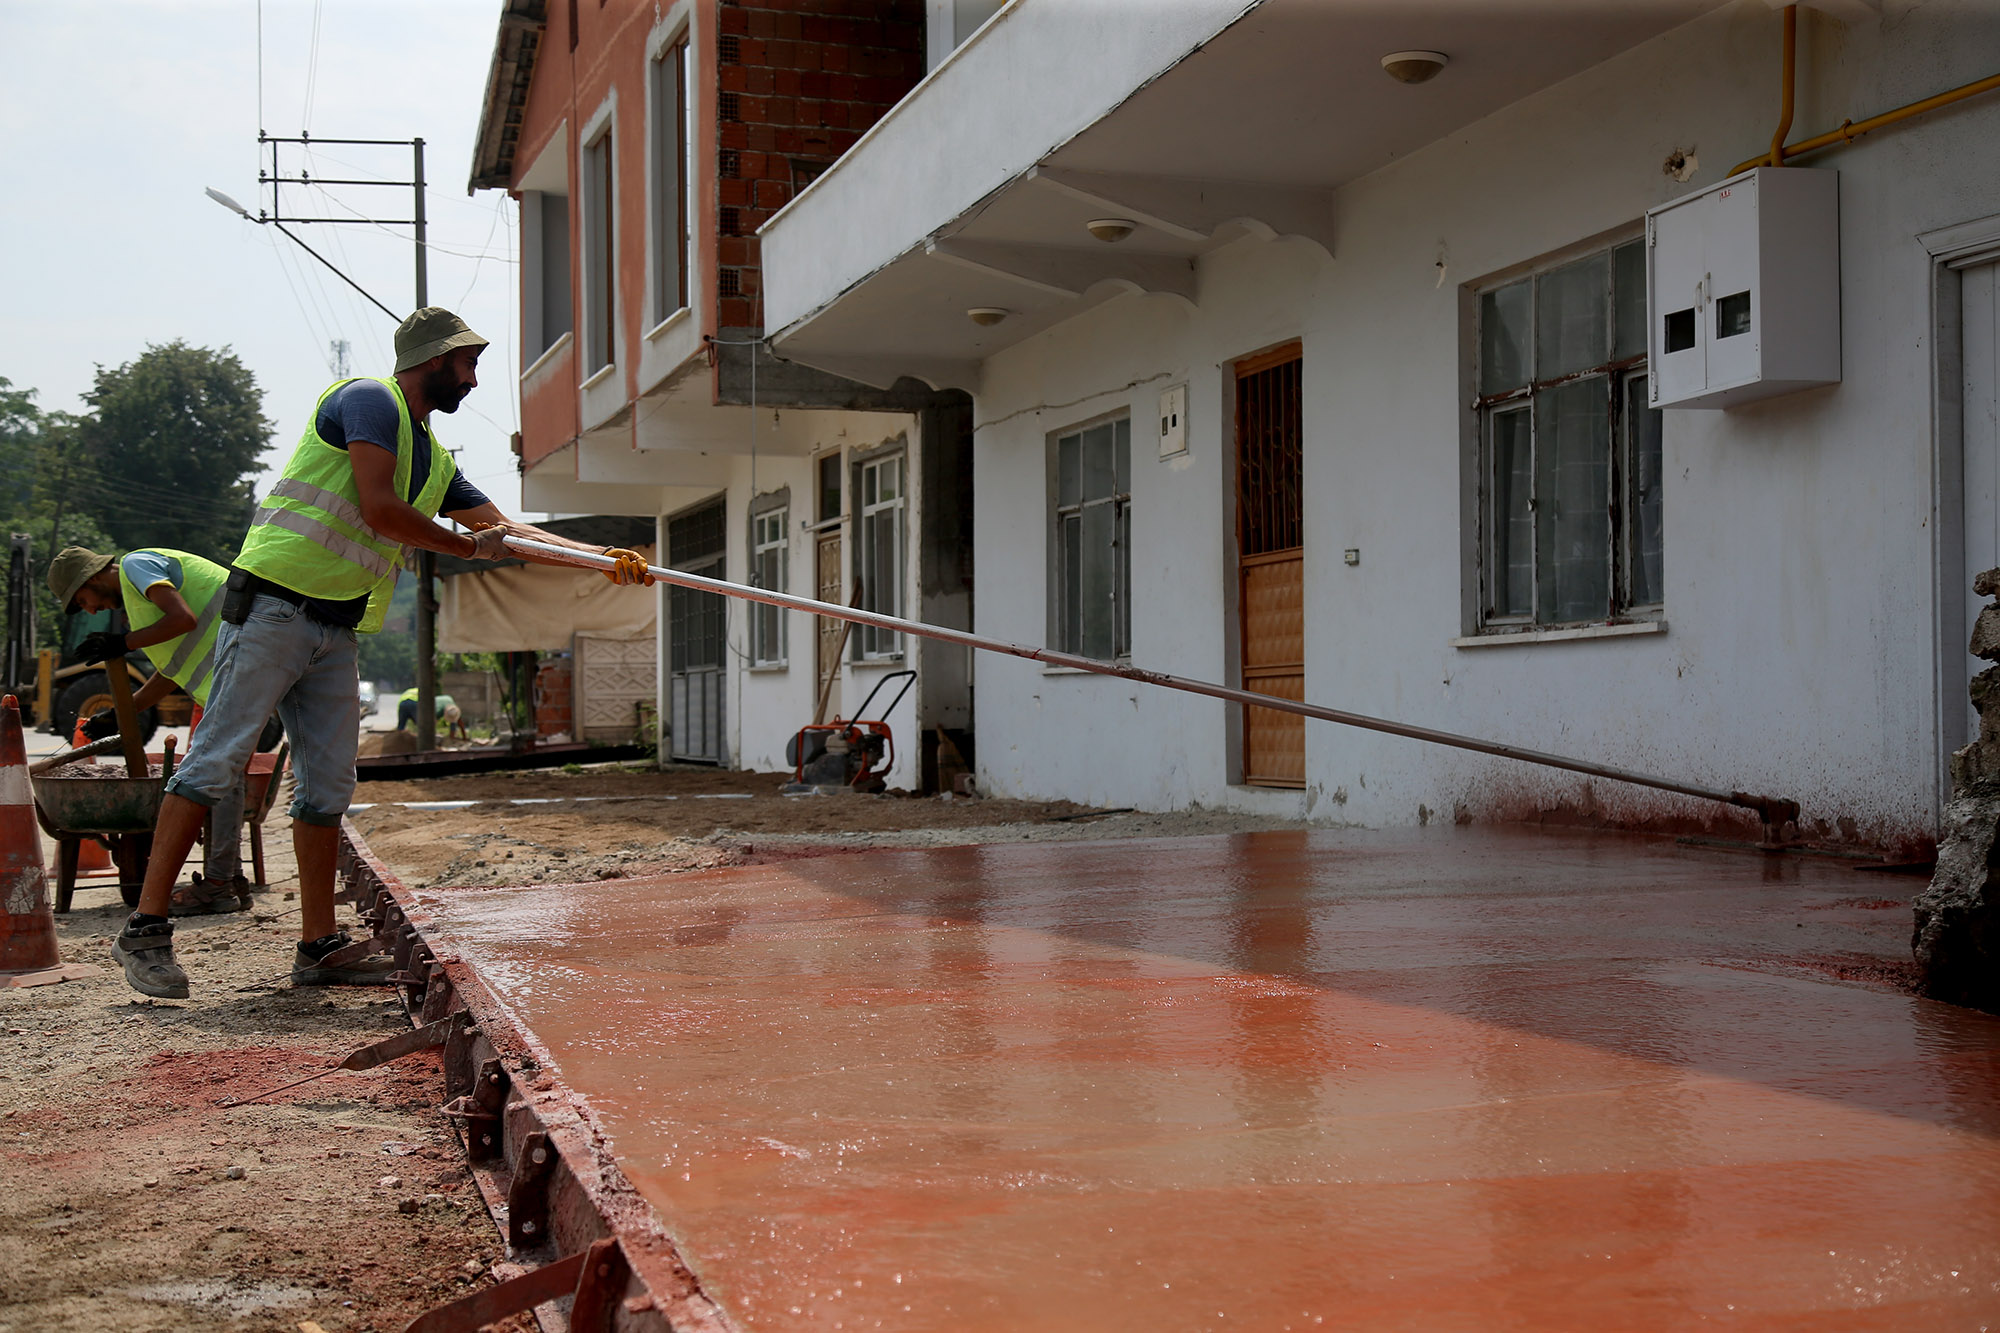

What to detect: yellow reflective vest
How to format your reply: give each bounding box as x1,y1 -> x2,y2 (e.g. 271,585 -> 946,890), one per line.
117,548 -> 228,705
235,377 -> 455,634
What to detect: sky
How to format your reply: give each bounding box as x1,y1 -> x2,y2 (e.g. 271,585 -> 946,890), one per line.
0,1 -> 530,514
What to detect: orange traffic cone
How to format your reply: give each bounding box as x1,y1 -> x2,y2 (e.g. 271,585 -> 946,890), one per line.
1,694 -> 61,974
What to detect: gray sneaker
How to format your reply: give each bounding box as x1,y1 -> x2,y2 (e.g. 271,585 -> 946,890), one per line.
112,920 -> 190,999
290,935 -> 397,987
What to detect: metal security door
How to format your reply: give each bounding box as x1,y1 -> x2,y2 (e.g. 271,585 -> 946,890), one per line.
1236,344 -> 1305,787
668,502 -> 726,764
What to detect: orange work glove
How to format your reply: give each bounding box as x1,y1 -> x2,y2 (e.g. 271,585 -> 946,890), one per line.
603,548 -> 656,587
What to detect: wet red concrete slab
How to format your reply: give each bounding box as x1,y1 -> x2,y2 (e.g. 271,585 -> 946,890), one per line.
412,829 -> 2000,1330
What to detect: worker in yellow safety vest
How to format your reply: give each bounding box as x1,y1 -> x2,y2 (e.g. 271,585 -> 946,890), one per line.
111,307 -> 655,1000
49,544 -> 261,913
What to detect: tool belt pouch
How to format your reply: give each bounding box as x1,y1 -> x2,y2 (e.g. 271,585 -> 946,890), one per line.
221,569 -> 257,625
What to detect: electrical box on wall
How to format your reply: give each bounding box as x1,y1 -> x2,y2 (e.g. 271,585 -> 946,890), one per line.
1646,167 -> 1840,409
1158,384 -> 1187,457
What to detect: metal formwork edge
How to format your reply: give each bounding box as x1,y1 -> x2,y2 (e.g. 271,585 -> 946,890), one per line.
338,820 -> 736,1333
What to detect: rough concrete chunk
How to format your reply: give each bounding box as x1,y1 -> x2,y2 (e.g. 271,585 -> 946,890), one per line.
1915,786 -> 2000,1013
1975,568 -> 2000,599
1971,605 -> 2000,660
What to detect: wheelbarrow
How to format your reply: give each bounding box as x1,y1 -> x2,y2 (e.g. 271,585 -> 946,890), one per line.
31,738 -> 175,913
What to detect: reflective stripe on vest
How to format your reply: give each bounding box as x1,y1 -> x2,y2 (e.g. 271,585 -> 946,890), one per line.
117,548 -> 230,707
267,475 -> 372,535
247,503 -> 397,579
234,376 -> 457,633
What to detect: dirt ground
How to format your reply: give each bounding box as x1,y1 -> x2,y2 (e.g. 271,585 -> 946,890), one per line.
2,761 -> 1288,1332
347,762 -> 1296,890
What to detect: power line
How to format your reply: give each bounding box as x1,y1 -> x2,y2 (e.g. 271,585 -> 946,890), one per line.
301,0 -> 325,133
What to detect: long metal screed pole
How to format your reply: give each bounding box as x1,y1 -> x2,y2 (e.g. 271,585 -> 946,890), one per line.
504,536 -> 1799,827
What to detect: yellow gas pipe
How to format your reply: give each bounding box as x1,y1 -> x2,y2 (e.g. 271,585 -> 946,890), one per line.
1731,3 -> 2000,179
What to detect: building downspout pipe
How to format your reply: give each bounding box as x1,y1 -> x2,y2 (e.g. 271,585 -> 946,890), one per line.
1769,4 -> 1797,169
503,536 -> 1802,835
1731,4 -> 2000,178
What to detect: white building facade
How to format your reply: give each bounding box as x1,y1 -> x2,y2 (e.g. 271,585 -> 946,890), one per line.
762,0 -> 2000,851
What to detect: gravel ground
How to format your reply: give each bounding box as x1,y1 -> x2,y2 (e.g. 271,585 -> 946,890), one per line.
1,810 -> 522,1333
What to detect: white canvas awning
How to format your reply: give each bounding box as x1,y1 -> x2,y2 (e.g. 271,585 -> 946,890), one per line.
438,546 -> 657,652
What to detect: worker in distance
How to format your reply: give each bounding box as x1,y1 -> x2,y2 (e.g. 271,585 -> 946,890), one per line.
112,308 -> 655,999
49,543 -> 261,913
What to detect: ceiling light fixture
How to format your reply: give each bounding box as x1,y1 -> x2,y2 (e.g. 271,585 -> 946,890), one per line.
1380,50 -> 1448,85
1086,218 -> 1137,243
967,307 -> 1010,326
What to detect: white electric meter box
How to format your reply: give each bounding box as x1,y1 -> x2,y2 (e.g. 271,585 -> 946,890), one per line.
1645,166 -> 1840,409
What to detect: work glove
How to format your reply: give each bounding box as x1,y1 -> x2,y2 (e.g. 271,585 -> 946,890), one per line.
76,630 -> 129,664
602,549 -> 656,587
81,708 -> 119,741
467,525 -> 513,562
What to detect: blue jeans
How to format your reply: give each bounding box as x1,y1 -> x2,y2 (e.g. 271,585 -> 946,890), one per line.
165,595 -> 361,827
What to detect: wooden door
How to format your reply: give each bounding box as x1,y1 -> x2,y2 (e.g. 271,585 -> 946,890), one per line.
1236,344 -> 1305,787
815,531 -> 843,722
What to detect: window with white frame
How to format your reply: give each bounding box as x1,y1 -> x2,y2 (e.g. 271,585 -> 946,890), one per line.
523,191 -> 572,358
581,126 -> 616,373
1475,237 -> 1663,629
749,501 -> 788,666
855,454 -> 904,659
648,30 -> 691,324
1051,416 -> 1132,660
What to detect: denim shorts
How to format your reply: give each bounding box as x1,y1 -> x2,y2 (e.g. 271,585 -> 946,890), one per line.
164,594 -> 361,827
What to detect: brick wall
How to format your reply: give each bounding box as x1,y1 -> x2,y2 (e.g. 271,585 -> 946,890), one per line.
714,0 -> 925,331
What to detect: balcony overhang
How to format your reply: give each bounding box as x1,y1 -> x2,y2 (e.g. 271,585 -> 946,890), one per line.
762,0 -> 1726,387
519,437 -> 724,517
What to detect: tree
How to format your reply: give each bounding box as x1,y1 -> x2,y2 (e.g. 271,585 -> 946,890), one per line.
75,341 -> 273,564
0,378 -> 42,522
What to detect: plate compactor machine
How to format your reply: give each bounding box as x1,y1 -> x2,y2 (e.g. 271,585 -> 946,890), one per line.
783,670 -> 914,794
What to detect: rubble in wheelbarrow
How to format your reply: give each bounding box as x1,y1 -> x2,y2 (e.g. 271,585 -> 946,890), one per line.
36,762 -> 164,779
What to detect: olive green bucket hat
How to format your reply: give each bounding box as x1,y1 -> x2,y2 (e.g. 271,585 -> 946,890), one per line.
48,547 -> 116,614
393,306 -> 489,373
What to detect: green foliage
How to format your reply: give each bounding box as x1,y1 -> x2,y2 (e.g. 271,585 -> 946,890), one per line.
0,378 -> 44,519
74,341 -> 274,565
357,577 -> 418,689
560,762 -> 584,776
0,379 -> 115,653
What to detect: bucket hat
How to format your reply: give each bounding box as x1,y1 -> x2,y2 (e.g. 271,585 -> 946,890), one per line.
48,547 -> 117,614
394,307 -> 489,373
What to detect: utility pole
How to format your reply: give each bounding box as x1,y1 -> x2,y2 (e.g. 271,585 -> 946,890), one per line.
225,132 -> 442,750
410,138 -> 439,753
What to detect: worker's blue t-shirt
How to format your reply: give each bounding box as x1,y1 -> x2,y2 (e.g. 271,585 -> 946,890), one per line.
316,379 -> 491,512
119,550 -> 184,596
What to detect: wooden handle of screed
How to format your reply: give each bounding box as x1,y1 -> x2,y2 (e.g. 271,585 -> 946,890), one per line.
103,664 -> 148,778
502,536 -> 1799,824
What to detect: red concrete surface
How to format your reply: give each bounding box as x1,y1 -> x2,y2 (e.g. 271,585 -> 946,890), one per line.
413,829 -> 2000,1330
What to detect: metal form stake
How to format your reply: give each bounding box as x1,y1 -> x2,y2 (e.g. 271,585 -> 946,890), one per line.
505,535 -> 1801,831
